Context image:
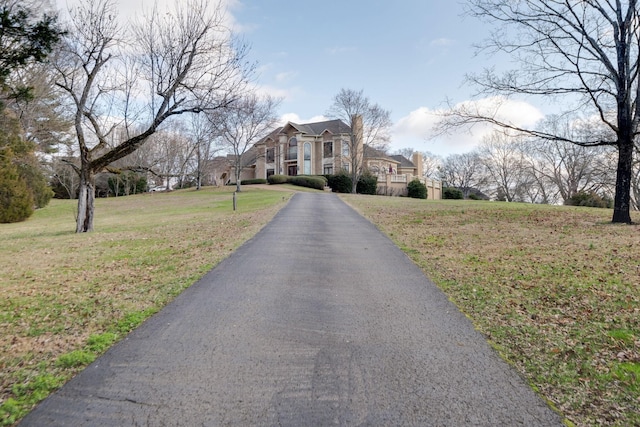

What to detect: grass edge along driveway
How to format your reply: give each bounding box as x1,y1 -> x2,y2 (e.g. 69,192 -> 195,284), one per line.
342,195 -> 639,427
0,186 -> 292,426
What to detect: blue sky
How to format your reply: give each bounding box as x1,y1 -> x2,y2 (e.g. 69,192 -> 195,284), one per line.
229,1 -> 545,157
55,0 -> 547,157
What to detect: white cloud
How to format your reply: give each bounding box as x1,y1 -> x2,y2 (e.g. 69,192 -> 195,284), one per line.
56,0 -> 241,30
278,113 -> 328,126
390,97 -> 545,156
253,84 -> 298,101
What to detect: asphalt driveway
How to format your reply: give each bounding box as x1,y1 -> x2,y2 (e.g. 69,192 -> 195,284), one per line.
20,193 -> 563,426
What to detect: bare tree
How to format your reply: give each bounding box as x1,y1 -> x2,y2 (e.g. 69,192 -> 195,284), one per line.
420,150 -> 444,180
327,88 -> 392,193
440,1 -> 640,223
188,113 -> 218,190
478,131 -> 529,202
54,0 -> 250,232
524,116 -> 615,204
439,151 -> 487,198
209,93 -> 280,192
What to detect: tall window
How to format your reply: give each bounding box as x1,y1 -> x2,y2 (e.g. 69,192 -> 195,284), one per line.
303,142 -> 311,175
342,140 -> 350,157
287,137 -> 297,160
266,148 -> 275,162
323,141 -> 333,158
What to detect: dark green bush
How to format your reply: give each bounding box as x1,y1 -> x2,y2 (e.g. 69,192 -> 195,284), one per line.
0,158 -> 34,223
468,193 -> 479,200
326,174 -> 352,193
289,175 -> 326,190
565,191 -> 612,208
407,179 -> 428,199
268,174 -> 289,184
357,174 -> 378,195
443,187 -> 464,199
241,178 -> 268,185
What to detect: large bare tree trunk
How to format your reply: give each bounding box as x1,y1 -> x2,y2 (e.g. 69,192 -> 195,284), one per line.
76,169 -> 95,232
612,141 -> 633,223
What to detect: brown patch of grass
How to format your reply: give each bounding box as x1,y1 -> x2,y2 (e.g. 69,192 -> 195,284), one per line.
343,196 -> 639,427
0,186 -> 291,425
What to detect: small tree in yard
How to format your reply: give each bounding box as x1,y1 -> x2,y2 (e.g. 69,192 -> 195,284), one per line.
209,93 -> 280,193
55,0 -> 251,232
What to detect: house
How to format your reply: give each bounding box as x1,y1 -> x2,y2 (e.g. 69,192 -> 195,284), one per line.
212,117 -> 441,199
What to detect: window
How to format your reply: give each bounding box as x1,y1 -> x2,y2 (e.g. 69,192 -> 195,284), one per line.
323,141 -> 333,158
343,163 -> 350,172
323,165 -> 333,175
266,169 -> 275,178
266,148 -> 275,162
287,137 -> 297,160
303,142 -> 311,175
342,140 -> 350,157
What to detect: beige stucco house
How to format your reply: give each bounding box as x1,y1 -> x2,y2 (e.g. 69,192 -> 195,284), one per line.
213,118 -> 441,199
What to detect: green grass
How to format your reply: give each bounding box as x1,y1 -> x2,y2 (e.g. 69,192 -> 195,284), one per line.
343,196 -> 639,427
0,186 -> 292,425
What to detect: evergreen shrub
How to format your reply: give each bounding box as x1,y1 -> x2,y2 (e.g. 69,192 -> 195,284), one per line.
326,174 -> 352,193
565,191 -> 612,208
443,187 -> 464,199
407,179 -> 428,199
357,174 -> 378,195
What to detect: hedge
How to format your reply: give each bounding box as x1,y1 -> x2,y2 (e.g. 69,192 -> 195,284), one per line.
267,174 -> 289,184
241,178 -> 268,185
289,175 -> 326,190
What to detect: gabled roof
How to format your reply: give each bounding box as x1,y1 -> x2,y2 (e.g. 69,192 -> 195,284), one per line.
363,145 -> 398,163
282,119 -> 351,136
390,155 -> 415,168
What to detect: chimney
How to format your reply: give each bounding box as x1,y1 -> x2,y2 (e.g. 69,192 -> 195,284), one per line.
352,114 -> 364,156
412,152 -> 423,178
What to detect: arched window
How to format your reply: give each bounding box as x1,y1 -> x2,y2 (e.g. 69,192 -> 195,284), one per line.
287,137 -> 297,160
303,142 -> 311,175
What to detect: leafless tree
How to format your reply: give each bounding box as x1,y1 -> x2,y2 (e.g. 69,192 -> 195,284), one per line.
523,115 -> 616,204
54,0 -> 251,232
420,151 -> 443,180
439,151 -> 487,198
327,88 -> 392,193
440,1 -> 640,223
188,114 -> 219,190
209,93 -> 280,192
478,131 -> 529,201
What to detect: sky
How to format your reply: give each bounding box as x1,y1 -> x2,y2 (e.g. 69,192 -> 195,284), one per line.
54,0 -> 549,158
